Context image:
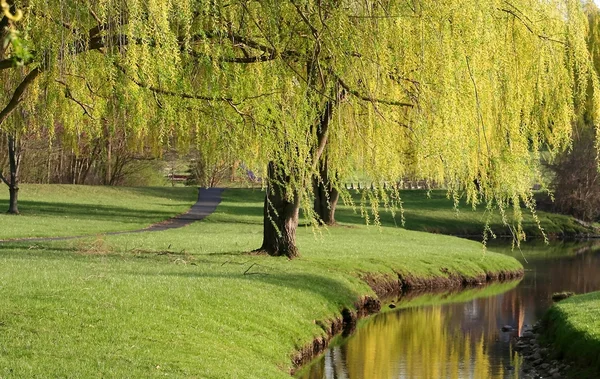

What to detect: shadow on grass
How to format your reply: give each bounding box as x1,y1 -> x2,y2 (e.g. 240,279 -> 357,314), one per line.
134,269 -> 359,303
0,200 -> 178,222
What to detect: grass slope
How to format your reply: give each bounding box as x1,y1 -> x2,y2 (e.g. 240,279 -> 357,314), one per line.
336,190 -> 591,238
0,187 -> 522,378
543,292 -> 600,376
0,184 -> 197,239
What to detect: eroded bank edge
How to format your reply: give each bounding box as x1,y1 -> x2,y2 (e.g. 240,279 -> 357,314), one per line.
289,268 -> 524,376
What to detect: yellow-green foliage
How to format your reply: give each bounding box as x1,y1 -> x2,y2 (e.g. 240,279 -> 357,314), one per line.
0,1 -> 598,238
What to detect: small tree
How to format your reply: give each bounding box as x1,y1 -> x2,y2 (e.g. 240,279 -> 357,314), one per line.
550,131 -> 600,221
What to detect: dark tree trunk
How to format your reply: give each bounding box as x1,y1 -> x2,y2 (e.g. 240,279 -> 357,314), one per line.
3,133 -> 21,214
313,158 -> 339,225
311,88 -> 346,226
257,161 -> 300,258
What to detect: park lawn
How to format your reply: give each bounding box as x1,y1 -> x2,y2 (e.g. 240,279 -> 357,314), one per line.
0,184 -> 198,239
0,188 -> 523,378
335,189 -> 591,238
0,185 -> 587,242
543,292 -> 600,376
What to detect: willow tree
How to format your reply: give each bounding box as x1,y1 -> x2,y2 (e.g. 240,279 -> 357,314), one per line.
197,0 -> 598,256
0,0 -> 597,256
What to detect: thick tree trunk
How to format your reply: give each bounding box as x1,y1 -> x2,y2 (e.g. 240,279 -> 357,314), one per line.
313,158 -> 339,225
257,161 -> 300,258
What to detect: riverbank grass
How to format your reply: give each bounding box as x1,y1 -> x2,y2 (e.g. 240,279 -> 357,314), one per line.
339,190 -> 592,238
543,292 -> 600,376
0,188 -> 523,378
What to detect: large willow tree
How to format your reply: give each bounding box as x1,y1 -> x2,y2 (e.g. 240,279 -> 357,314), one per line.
0,0 -> 597,256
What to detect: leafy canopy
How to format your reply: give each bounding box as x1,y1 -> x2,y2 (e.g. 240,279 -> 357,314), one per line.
1,0 -> 598,240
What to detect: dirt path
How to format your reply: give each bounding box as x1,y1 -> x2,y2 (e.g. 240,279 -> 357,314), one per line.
0,188 -> 224,243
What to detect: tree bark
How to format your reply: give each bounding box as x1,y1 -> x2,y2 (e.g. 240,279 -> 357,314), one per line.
313,157 -> 339,225
257,161 -> 300,258
311,88 -> 346,226
3,133 -> 21,214
257,84 -> 345,257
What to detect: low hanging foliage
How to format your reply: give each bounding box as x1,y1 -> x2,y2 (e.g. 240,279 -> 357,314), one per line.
0,0 -> 598,244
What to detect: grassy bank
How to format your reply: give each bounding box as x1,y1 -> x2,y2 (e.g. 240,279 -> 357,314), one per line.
0,187 -> 523,378
0,184 -> 197,239
337,190 -> 593,238
543,292 -> 600,376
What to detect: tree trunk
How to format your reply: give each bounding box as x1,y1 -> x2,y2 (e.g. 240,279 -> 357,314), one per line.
313,158 -> 339,225
105,133 -> 112,185
311,88 -> 346,226
6,133 -> 20,214
257,161 -> 300,258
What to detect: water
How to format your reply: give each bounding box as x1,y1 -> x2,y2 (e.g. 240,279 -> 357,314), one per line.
299,241 -> 600,379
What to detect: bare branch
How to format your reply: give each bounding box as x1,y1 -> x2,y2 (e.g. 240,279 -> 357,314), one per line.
0,169 -> 9,186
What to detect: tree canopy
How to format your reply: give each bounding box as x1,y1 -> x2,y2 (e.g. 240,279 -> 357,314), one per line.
0,0 -> 598,253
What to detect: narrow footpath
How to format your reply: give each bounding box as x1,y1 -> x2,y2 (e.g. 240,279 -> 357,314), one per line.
0,188 -> 224,243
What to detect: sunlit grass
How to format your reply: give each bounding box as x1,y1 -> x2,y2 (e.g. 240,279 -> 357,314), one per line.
0,187 -> 523,378
544,292 -> 600,376
336,190 -> 590,238
0,184 -> 197,239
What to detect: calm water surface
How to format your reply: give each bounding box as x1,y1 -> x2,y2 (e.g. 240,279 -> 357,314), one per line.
299,242 -> 600,379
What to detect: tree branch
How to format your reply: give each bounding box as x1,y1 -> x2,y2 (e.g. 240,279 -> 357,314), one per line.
0,169 -> 9,186
55,79 -> 96,119
336,76 -> 414,108
499,8 -> 565,45
113,63 -> 233,102
0,67 -> 41,125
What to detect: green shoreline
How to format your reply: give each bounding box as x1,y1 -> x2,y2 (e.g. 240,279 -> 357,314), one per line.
543,292 -> 600,377
0,187 -> 525,377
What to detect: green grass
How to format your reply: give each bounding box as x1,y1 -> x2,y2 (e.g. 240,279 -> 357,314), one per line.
335,190 -> 591,238
0,187 -> 523,378
543,292 -> 600,376
0,184 -> 198,239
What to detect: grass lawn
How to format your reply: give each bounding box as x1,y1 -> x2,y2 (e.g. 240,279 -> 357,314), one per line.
0,185 -> 587,242
543,292 -> 600,376
336,190 -> 591,238
0,184 -> 197,239
0,187 -> 523,378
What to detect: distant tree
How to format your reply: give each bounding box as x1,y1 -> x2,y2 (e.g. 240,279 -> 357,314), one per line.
548,1 -> 600,222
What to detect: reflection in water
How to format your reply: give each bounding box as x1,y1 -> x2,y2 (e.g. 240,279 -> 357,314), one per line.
300,242 -> 600,379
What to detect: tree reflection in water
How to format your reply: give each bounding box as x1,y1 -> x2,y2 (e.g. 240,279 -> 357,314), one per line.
299,242 -> 600,379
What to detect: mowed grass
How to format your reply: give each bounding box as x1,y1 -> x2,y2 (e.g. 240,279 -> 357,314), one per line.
0,188 -> 523,378
543,292 -> 600,376
0,184 -> 198,239
336,190 -> 590,238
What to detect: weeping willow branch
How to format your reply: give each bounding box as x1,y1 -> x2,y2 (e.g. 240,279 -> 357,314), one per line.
499,7 -> 566,45
114,64 -> 233,102
336,76 -> 414,108
55,79 -> 96,119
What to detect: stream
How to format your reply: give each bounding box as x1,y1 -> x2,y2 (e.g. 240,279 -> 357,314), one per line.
298,241 -> 600,379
